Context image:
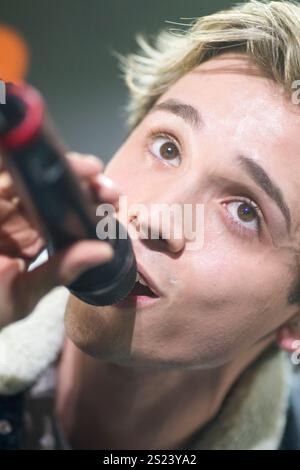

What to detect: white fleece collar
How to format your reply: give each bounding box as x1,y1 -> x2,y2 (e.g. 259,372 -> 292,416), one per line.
0,286 -> 68,396
188,345 -> 292,450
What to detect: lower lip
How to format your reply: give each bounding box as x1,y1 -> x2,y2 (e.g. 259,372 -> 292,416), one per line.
113,294 -> 160,309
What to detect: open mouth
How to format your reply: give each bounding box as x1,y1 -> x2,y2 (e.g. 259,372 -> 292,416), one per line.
129,272 -> 159,298
113,271 -> 160,308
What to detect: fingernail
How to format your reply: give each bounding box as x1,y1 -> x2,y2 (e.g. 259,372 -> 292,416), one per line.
16,258 -> 26,273
97,174 -> 116,189
99,243 -> 114,259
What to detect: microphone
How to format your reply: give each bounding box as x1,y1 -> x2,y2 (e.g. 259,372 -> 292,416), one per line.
0,81 -> 137,306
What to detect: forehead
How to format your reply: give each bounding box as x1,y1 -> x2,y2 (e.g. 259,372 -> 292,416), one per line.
155,53 -> 300,231
161,54 -> 300,139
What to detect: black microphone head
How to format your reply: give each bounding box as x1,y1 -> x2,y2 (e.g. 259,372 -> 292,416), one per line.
67,222 -> 137,306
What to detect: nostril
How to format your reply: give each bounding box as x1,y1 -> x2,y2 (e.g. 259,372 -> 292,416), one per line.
129,211 -> 168,244
129,214 -> 140,231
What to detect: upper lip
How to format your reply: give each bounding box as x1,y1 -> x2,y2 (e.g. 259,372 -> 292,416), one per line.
136,261 -> 162,297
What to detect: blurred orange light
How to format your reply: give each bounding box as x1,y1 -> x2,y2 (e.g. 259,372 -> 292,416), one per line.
0,24 -> 29,83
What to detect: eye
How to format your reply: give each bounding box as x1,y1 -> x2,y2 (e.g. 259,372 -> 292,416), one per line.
147,133 -> 182,167
223,197 -> 263,238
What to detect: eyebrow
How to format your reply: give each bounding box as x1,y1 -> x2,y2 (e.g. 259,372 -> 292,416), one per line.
238,156 -> 291,232
149,98 -> 203,130
149,98 -> 292,233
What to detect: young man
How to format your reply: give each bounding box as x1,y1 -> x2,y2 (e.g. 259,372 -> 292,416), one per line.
1,0 -> 300,450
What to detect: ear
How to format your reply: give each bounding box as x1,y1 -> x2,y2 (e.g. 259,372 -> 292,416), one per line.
276,318 -> 300,353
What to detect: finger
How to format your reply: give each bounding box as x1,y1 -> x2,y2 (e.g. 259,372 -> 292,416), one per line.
0,208 -> 45,259
66,152 -> 104,178
0,254 -> 25,277
0,232 -> 45,259
0,255 -> 26,328
13,240 -> 114,318
90,174 -> 121,209
0,197 -> 18,223
0,171 -> 16,199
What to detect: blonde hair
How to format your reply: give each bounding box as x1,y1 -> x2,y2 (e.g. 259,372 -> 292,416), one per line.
114,0 -> 300,131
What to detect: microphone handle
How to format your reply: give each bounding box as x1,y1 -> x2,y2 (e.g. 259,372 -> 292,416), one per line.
0,82 -> 137,306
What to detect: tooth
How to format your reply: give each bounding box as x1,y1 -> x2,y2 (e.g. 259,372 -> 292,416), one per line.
136,271 -> 148,287
139,276 -> 148,287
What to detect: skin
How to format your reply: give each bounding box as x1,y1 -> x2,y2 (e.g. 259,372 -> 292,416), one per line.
56,53 -> 300,449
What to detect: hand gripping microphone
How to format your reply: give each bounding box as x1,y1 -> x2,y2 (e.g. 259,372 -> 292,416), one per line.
0,81 -> 137,306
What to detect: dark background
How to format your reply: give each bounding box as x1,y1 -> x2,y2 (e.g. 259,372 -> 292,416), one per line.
0,0 -> 233,161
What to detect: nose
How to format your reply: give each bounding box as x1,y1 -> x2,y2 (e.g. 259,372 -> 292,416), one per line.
128,204 -> 186,254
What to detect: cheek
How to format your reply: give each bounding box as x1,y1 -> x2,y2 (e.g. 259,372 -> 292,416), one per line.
168,238 -> 292,367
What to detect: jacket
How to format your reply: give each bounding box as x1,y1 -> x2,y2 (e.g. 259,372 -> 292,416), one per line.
0,286 -> 300,450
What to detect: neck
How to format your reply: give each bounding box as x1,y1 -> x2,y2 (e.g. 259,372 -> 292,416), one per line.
55,336 -> 274,450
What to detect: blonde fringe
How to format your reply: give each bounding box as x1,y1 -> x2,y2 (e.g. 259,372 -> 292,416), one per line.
112,0 -> 300,130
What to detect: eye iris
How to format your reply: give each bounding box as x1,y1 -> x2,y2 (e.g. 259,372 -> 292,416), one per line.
160,141 -> 178,159
238,202 -> 256,222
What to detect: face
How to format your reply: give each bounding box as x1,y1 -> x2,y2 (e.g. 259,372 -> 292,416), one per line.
65,53 -> 300,369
